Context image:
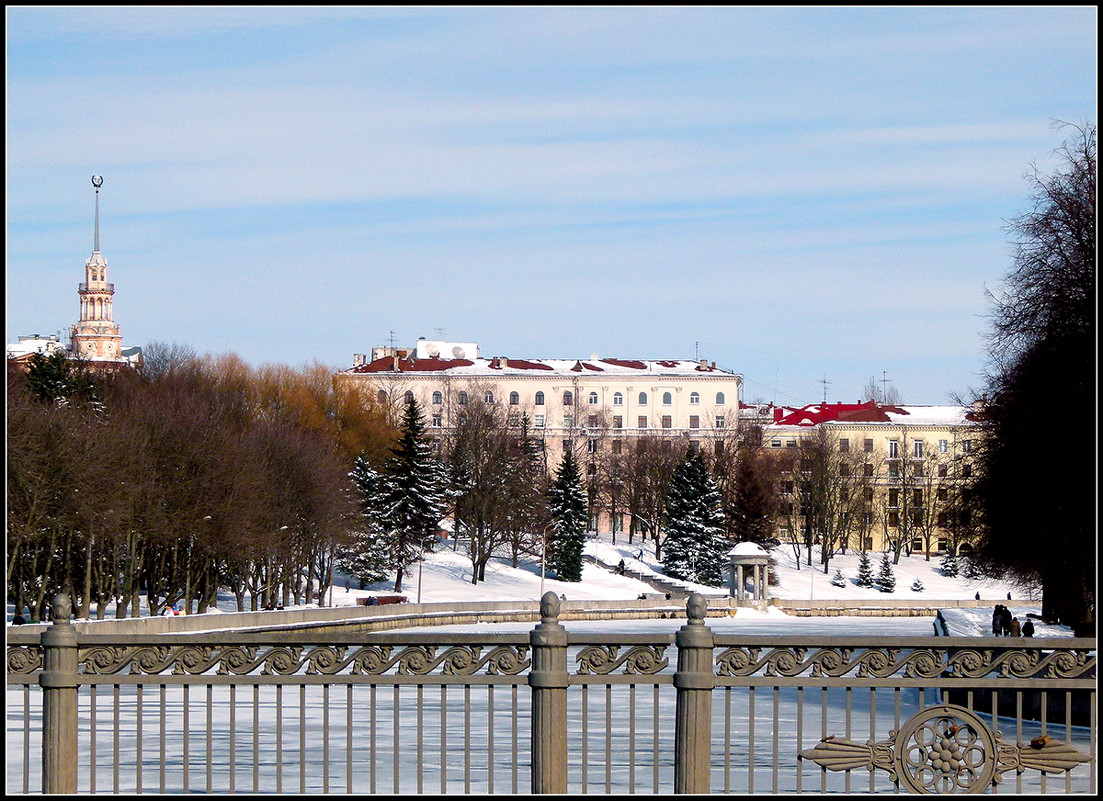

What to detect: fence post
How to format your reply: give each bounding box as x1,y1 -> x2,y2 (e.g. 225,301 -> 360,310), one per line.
40,592 -> 79,794
529,591 -> 568,793
674,593 -> 714,793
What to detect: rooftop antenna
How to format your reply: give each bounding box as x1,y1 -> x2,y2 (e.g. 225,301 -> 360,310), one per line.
881,370 -> 890,404
772,365 -> 779,406
695,341 -> 699,361
91,175 -> 103,252
819,373 -> 831,405
434,327 -> 446,339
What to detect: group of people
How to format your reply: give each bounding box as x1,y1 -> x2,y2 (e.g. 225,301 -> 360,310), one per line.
992,604 -> 1034,637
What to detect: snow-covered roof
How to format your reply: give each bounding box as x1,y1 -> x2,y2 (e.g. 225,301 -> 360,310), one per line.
727,542 -> 769,558
342,355 -> 736,378
768,400 -> 974,428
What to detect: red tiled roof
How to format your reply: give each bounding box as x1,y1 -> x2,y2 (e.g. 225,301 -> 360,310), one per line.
352,356 -> 474,373
772,401 -> 911,426
600,358 -> 646,370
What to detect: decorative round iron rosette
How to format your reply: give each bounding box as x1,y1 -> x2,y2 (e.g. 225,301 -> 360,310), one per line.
895,704 -> 997,794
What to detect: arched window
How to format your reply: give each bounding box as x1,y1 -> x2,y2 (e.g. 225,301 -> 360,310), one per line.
377,390 -> 387,404
638,392 -> 648,405
535,391 -> 545,406
563,391 -> 574,406
432,391 -> 443,405
716,392 -> 726,405
458,391 -> 468,405
613,392 -> 623,406
662,392 -> 672,405
404,390 -> 415,404
485,391 -> 494,404
509,391 -> 520,405
589,392 -> 599,405
689,392 -> 700,405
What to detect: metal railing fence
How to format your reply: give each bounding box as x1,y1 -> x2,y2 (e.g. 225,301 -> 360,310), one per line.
6,592 -> 1096,794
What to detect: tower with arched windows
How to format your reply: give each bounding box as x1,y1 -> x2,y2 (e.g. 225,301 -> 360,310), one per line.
69,176 -> 125,363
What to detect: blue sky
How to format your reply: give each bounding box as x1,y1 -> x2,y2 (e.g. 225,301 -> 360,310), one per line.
5,7 -> 1096,405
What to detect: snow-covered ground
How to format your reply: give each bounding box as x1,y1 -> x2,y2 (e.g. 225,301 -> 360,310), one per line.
8,530 -> 1068,634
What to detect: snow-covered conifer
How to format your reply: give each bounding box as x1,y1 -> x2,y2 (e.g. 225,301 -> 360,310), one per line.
856,549 -> 875,587
940,552 -> 959,578
911,577 -> 925,592
661,451 -> 727,586
876,552 -> 896,593
547,449 -> 587,582
831,569 -> 846,588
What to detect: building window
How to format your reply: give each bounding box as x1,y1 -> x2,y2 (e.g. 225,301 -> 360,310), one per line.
785,438 -> 796,448
961,440 -> 971,454
509,391 -> 520,405
938,439 -> 948,454
589,391 -> 599,405
689,392 -> 700,405
432,414 -> 442,427
534,414 -> 545,428
839,437 -> 849,452
962,464 -> 972,478
839,463 -> 850,477
913,489 -> 923,506
888,440 -> 899,459
638,416 -> 648,428
889,489 -> 900,508
613,392 -> 623,406
864,438 -> 874,453
432,391 -> 443,405
535,391 -> 545,406
564,415 -> 573,428
771,439 -> 782,448
888,511 -> 899,528
563,391 -> 573,406
611,440 -> 622,455
715,416 -> 725,429
716,392 -> 725,405
613,415 -> 623,429
404,390 -> 415,403
938,512 -> 949,527
938,464 -> 948,478
689,415 -> 700,429
938,489 -> 949,502
865,488 -> 874,503
485,392 -> 494,404
587,439 -> 598,454
662,392 -> 672,405
864,463 -> 874,478
661,415 -> 672,429
564,440 -> 572,452
914,441 -> 924,459
638,392 -> 647,405
458,391 -> 468,405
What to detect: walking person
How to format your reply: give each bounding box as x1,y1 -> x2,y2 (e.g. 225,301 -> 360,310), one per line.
1010,617 -> 1021,638
1001,607 -> 1013,637
992,606 -> 1002,636
1022,619 -> 1035,637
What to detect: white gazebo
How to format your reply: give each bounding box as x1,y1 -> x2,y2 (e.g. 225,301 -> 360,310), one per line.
727,542 -> 771,605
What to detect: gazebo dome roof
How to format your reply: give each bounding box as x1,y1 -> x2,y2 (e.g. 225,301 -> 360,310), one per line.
727,542 -> 769,558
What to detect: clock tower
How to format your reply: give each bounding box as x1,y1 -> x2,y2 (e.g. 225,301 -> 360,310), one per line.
69,175 -> 123,362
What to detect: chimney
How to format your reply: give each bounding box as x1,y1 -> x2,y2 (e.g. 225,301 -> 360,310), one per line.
392,355 -> 399,371
353,353 -> 365,367
700,359 -> 708,369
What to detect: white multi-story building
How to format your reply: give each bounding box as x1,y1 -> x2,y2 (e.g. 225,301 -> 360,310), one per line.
335,337 -> 744,458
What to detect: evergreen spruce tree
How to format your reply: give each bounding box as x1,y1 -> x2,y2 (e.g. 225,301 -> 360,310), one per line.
831,569 -> 846,588
335,453 -> 394,585
876,552 -> 896,593
661,451 -> 727,586
911,577 -> 925,592
856,549 -> 875,587
381,398 -> 447,592
547,449 -> 587,582
940,552 -> 959,578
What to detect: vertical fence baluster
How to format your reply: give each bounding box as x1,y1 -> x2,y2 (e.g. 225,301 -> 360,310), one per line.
440,684 -> 448,793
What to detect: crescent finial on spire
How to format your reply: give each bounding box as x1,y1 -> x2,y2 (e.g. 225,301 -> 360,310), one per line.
91,175 -> 103,252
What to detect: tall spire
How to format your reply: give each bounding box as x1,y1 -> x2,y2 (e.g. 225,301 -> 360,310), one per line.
92,174 -> 103,252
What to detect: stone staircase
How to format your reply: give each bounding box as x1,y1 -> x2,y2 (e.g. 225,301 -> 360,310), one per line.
584,554 -> 702,600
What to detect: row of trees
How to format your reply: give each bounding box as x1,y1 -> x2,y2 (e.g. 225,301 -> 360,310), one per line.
8,348 -> 396,620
